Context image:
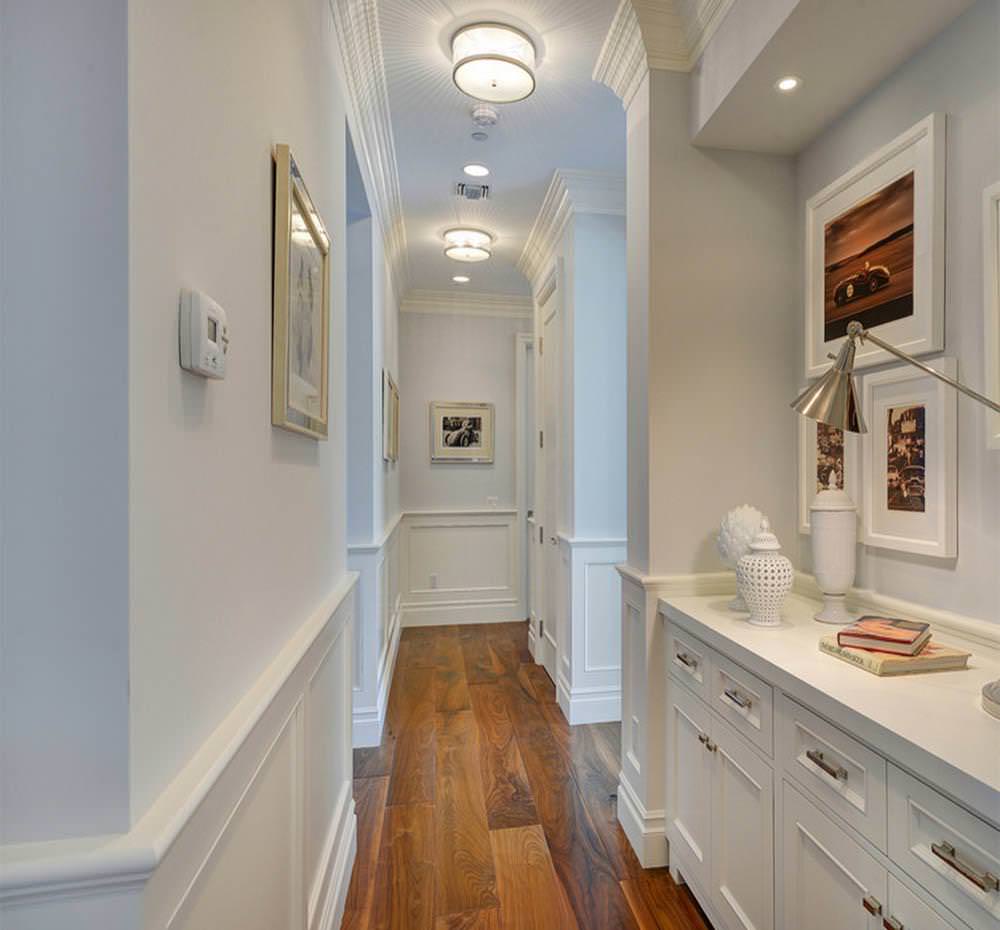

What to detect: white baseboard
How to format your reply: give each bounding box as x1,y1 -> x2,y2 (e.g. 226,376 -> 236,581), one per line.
352,603 -> 401,747
310,790 -> 357,930
617,770 -> 667,868
400,599 -> 523,628
558,681 -> 622,725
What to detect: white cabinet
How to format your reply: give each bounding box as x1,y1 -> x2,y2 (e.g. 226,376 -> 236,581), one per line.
782,780 -> 887,930
666,676 -> 774,930
886,876 -> 969,930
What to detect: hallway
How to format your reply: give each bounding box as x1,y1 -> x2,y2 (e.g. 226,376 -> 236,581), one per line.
342,623 -> 709,930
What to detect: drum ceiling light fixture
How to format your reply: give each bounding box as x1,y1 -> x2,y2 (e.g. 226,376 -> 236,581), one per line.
444,227 -> 493,262
451,23 -> 536,104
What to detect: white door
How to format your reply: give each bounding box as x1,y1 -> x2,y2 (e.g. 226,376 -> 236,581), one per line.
782,781 -> 888,930
538,268 -> 561,683
666,679 -> 714,894
711,715 -> 774,930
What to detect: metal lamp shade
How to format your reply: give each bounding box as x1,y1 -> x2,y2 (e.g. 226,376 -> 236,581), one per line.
791,338 -> 867,433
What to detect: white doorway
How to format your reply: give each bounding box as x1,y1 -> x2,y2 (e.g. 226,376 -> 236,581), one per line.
515,333 -> 535,630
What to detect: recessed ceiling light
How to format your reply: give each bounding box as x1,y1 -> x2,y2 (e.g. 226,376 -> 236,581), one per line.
775,75 -> 802,93
452,275 -> 471,283
443,227 -> 494,262
452,23 -> 536,104
464,164 -> 490,178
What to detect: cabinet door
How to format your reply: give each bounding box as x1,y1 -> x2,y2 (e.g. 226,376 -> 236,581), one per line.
666,677 -> 713,894
886,876 -> 970,930
711,715 -> 774,930
782,780 -> 888,930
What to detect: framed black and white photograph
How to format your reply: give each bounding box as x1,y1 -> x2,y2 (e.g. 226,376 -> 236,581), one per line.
861,360 -> 957,558
430,401 -> 494,463
797,408 -> 860,534
984,180 -> 1000,448
805,113 -> 944,377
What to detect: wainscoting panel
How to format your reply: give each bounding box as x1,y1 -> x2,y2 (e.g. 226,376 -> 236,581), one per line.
399,510 -> 522,627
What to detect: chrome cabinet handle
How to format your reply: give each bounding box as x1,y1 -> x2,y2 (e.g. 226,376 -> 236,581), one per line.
806,749 -> 848,782
862,896 -> 882,916
883,917 -> 904,930
931,841 -> 1000,892
723,687 -> 752,710
675,651 -> 698,669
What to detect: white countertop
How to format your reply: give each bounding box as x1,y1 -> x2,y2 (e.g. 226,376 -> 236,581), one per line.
659,593 -> 1000,826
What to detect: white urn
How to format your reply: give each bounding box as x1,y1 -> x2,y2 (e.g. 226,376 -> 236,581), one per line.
717,505 -> 766,612
736,519 -> 794,627
810,477 -> 857,625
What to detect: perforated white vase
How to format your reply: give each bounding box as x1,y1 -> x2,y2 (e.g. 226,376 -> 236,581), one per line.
736,519 -> 793,627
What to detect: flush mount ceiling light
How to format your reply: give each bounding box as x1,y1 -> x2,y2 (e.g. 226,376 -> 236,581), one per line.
443,227 -> 493,262
775,75 -> 802,93
452,23 -> 536,103
463,163 -> 490,177
452,275 -> 471,283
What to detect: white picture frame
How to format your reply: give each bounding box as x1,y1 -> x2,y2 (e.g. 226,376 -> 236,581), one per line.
805,113 -> 945,378
430,401 -> 494,464
983,180 -> 1000,448
861,359 -> 957,558
797,410 -> 861,534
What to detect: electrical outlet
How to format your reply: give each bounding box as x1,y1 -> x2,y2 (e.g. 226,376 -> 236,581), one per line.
429,573 -> 438,589
487,496 -> 498,508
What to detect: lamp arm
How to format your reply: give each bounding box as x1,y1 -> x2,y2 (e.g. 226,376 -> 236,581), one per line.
852,323 -> 1000,416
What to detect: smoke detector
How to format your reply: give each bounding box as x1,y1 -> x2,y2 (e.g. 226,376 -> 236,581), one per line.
456,182 -> 490,201
471,104 -> 499,128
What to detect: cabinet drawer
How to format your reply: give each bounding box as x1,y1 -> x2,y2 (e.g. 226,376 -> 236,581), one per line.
710,650 -> 773,757
886,875 -> 971,930
667,624 -> 711,701
776,693 -> 887,850
888,765 -> 1000,930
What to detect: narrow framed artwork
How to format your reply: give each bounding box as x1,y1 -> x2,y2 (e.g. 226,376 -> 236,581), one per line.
861,359 -> 957,558
430,401 -> 494,463
984,180 -> 1000,448
382,370 -> 393,462
272,144 -> 331,439
805,113 -> 945,378
390,377 -> 400,462
797,407 -> 860,534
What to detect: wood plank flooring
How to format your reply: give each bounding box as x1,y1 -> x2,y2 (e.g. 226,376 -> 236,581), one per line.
342,622 -> 711,930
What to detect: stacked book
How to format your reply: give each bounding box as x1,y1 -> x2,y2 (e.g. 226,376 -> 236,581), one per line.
819,616 -> 970,677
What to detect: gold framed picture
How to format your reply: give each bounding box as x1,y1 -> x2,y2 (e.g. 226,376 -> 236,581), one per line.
272,144 -> 330,439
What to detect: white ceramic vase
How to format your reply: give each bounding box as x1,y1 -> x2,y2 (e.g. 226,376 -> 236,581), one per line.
810,481 -> 857,625
717,505 -> 765,612
736,519 -> 793,627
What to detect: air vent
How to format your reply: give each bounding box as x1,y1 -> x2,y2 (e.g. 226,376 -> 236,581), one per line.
457,182 -> 490,201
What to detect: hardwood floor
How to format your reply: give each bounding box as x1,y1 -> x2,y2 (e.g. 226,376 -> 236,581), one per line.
342,622 -> 711,930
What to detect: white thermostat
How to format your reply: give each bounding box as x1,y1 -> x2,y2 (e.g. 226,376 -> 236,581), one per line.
179,288 -> 229,379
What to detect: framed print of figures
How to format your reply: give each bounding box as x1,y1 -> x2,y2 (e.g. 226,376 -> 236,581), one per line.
805,113 -> 945,378
861,360 -> 957,558
430,402 -> 494,463
984,181 -> 1000,448
382,371 -> 399,463
272,144 -> 331,439
797,409 -> 860,533
390,379 -> 400,462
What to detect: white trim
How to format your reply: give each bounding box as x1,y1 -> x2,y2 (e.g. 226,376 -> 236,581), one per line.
615,564 -> 735,595
519,170 -> 626,293
559,681 -> 623,725
617,769 -> 668,868
0,572 -> 359,908
400,290 -> 533,320
514,333 -> 535,633
347,511 -> 402,554
984,180 -> 1000,448
331,0 -> 408,295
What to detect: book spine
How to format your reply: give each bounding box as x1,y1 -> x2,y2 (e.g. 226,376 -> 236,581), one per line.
820,639 -> 884,674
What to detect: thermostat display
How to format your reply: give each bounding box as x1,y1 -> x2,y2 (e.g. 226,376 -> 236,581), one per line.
179,288 -> 229,379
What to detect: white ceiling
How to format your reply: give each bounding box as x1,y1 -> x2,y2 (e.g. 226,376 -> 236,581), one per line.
376,0 -> 626,297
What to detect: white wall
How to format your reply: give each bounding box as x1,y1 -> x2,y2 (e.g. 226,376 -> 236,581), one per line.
128,0 -> 351,822
0,0 -> 131,843
400,310 -> 529,511
347,216 -> 375,543
795,0 -> 1000,624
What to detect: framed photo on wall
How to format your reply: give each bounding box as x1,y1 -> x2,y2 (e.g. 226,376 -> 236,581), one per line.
797,407 -> 860,534
382,370 -> 393,462
805,113 -> 945,378
272,143 -> 331,439
861,360 -> 957,558
430,401 -> 494,463
390,378 -> 400,462
983,180 -> 1000,448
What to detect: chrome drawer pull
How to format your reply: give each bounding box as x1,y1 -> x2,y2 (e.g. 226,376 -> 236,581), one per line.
806,749 -> 848,782
723,687 -> 752,710
931,841 -> 1000,892
883,917 -> 903,930
862,895 -> 882,916
676,651 -> 698,670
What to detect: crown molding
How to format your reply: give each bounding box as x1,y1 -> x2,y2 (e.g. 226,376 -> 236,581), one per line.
518,170 -> 626,293
594,0 -> 736,106
330,0 -> 408,295
400,290 -> 533,320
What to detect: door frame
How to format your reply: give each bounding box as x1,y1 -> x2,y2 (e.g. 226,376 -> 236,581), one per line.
513,331 -> 534,629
